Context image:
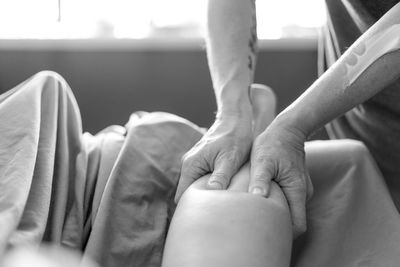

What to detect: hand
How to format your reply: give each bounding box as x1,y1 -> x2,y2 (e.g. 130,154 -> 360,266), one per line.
249,120 -> 313,238
174,84 -> 277,202
174,108 -> 253,203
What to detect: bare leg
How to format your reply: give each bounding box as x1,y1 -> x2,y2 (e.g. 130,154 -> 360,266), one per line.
162,168 -> 292,267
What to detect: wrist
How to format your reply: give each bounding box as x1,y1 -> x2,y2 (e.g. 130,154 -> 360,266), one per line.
216,100 -> 252,121
216,83 -> 253,119
269,111 -> 309,141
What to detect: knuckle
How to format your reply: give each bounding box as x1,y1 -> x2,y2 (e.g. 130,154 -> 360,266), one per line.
253,150 -> 271,165
252,173 -> 269,184
210,172 -> 230,185
295,180 -> 308,196
252,146 -> 277,165
181,155 -> 207,175
181,149 -> 197,163
180,154 -> 194,169
181,154 -> 190,164
283,175 -> 306,188
220,149 -> 243,167
283,181 -> 307,201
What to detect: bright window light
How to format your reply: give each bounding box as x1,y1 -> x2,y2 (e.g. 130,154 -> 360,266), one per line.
257,0 -> 326,39
0,0 -> 326,39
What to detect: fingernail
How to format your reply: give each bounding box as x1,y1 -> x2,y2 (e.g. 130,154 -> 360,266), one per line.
208,181 -> 223,190
251,187 -> 265,196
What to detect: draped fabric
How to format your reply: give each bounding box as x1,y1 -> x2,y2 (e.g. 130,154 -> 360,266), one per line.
293,140 -> 400,266
0,71 -> 203,266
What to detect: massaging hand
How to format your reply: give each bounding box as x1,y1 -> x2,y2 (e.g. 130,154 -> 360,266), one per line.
175,84 -> 276,202
249,119 -> 313,237
175,109 -> 253,202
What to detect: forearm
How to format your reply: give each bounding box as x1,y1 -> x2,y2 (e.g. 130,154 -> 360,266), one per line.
275,3 -> 400,136
206,0 -> 257,116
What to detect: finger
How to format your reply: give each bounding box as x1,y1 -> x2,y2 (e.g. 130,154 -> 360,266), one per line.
174,156 -> 207,203
280,177 -> 308,238
207,151 -> 243,190
249,152 -> 275,197
249,84 -> 277,137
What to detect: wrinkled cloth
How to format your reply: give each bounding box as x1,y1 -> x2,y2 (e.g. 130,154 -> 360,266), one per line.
1,71 -> 400,267
0,71 -> 203,266
294,140 -> 400,266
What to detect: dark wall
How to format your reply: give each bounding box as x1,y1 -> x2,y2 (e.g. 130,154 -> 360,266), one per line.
0,42 -> 318,133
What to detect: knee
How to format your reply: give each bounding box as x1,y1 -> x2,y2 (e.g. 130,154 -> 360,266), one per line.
328,140 -> 374,176
306,140 -> 375,186
342,140 -> 372,167
33,70 -> 66,84
30,70 -> 70,94
307,139 -> 372,166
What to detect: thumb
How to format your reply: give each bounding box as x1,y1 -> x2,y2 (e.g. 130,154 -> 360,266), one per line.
207,152 -> 242,190
249,154 -> 275,197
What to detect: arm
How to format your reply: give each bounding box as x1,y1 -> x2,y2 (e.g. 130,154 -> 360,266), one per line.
247,3 -> 400,236
175,0 -> 259,201
207,0 -> 257,115
275,2 -> 400,135
163,164 -> 292,267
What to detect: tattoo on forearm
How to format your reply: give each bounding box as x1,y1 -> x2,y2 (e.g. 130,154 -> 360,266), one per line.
248,55 -> 253,70
248,0 -> 257,71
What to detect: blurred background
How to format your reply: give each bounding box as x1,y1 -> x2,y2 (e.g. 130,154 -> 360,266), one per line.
0,0 -> 326,133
